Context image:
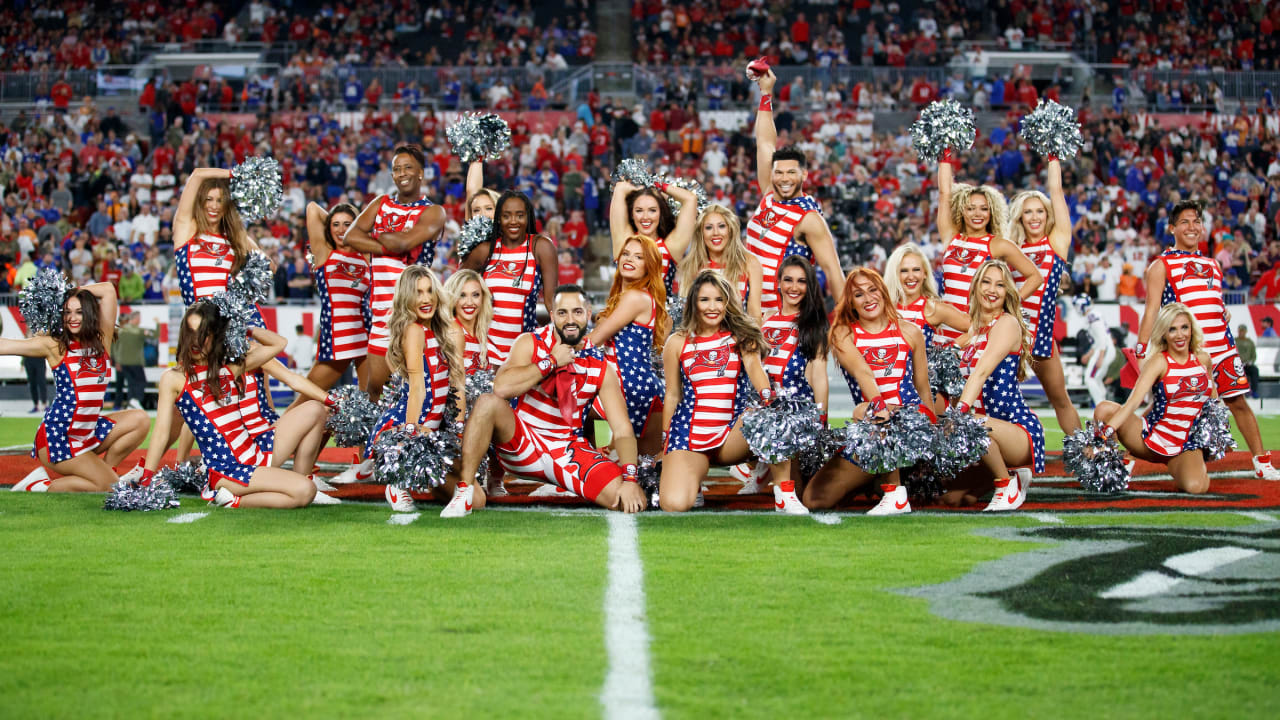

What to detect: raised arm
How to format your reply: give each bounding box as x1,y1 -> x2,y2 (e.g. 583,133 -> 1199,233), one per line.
174,168 -> 231,249
1136,260 -> 1167,349
992,237 -> 1043,301
493,332 -> 574,399
610,180 -> 637,257
534,235 -> 559,314
936,159 -> 956,242
753,69 -> 778,196
1046,158 -> 1072,260
464,161 -> 484,220
797,212 -> 845,305
305,201 -> 333,268
343,196 -> 388,256
242,327 -> 288,373
663,182 -> 699,262
80,282 -> 119,345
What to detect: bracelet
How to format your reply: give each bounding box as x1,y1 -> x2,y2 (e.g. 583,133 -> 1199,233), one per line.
653,180 -> 670,192
1098,423 -> 1116,439
758,94 -> 772,112
324,392 -> 338,408
955,401 -> 972,414
1046,154 -> 1060,163
622,464 -> 638,483
1135,342 -> 1147,359
759,387 -> 775,405
536,357 -> 556,378
868,396 -> 887,415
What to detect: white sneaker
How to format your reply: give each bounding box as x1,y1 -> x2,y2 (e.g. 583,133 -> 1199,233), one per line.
312,475 -> 338,492
211,487 -> 241,508
867,485 -> 911,516
772,483 -> 809,515
1014,467 -> 1033,496
734,462 -> 768,494
118,464 -> 146,486
440,482 -> 474,518
485,477 -> 509,497
12,467 -> 50,492
1253,455 -> 1280,481
529,483 -> 575,498
128,399 -> 144,410
310,491 -> 342,506
694,487 -> 706,508
332,458 -> 375,485
385,485 -> 415,512
982,476 -> 1026,512
199,483 -> 216,502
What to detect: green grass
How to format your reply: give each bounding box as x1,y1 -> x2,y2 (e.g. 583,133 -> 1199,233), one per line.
1,492 -> 1276,719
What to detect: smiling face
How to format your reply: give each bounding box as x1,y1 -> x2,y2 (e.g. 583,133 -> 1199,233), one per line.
778,264 -> 808,314
1165,312 -> 1193,354
413,275 -> 437,322
897,252 -> 925,301
329,211 -> 355,247
771,159 -> 805,200
63,296 -> 84,336
963,193 -> 991,234
976,265 -> 1007,313
1171,208 -> 1203,250
552,291 -> 590,346
849,275 -> 883,321
702,211 -> 730,254
391,152 -> 423,198
631,193 -> 661,237
1019,196 -> 1048,239
470,193 -> 495,220
203,186 -> 225,224
454,279 -> 484,325
618,239 -> 646,282
500,197 -> 528,242
694,280 -> 727,331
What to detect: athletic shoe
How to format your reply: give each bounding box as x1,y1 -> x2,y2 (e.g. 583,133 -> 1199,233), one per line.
694,487 -> 706,508
529,483 -> 575,498
485,476 -> 509,497
867,484 -> 911,516
211,487 -> 241,508
331,458 -> 375,485
12,466 -> 50,491
1253,455 -> 1280,481
128,399 -> 144,410
1014,467 -> 1033,497
199,483 -> 216,502
734,462 -> 769,494
772,482 -> 809,515
982,476 -> 1025,512
310,490 -> 342,506
385,485 -> 415,512
312,475 -> 338,492
118,464 -> 147,486
440,482 -> 474,518
27,406 -> 39,414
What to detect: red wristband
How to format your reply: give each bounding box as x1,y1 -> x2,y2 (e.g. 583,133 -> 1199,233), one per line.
868,396 -> 887,415
653,180 -> 670,192
622,464 -> 638,483
955,401 -> 972,414
758,94 -> 772,112
1046,154 -> 1060,163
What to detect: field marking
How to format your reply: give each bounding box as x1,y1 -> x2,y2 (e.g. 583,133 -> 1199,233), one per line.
1235,511 -> 1278,523
1100,546 -> 1261,599
167,512 -> 209,524
387,512 -> 422,526
810,513 -> 843,525
1027,513 -> 1065,524
481,504 -> 1280,520
600,513 -> 660,720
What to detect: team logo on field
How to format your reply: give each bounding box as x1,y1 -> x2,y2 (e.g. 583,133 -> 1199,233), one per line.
898,524 -> 1280,635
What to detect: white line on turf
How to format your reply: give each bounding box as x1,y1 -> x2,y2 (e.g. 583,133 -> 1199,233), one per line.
1027,513 -> 1064,524
810,513 -> 843,525
167,512 -> 209,524
1235,511 -> 1278,523
601,513 -> 660,720
387,512 -> 422,526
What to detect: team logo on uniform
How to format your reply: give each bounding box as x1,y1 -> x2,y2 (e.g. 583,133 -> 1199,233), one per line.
960,341 -> 980,366
899,524 -> 1280,635
1217,355 -> 1249,389
488,260 -> 525,284
1185,260 -> 1217,288
195,238 -> 230,261
756,210 -> 779,229
946,246 -> 976,266
690,348 -> 731,377
331,261 -> 367,286
1174,373 -> 1209,400
1026,250 -> 1048,267
862,346 -> 897,377
78,353 -> 108,378
764,327 -> 794,350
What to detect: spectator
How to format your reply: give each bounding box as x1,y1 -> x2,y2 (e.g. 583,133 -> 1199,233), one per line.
1263,317 -> 1277,339
287,323 -> 315,373
1237,323 -> 1260,399
111,312 -> 153,411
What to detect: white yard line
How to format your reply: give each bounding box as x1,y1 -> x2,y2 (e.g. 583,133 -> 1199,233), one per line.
1235,511 -> 1278,523
386,512 -> 422,526
600,513 -> 660,720
167,512 -> 209,524
1026,513 -> 1065,524
810,513 -> 843,525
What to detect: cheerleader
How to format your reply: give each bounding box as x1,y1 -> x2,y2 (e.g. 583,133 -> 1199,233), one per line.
460,190 -> 558,365
1094,303 -> 1215,494
609,177 -> 698,294
464,161 -> 500,221
803,268 -> 932,515
366,266 -> 468,516
296,201 -> 369,396
587,235 -> 670,455
172,167 -> 260,305
884,243 -> 970,414
1006,156 -> 1082,433
137,304 -> 315,509
675,204 -> 763,322
441,268 -> 506,497
659,270 -> 804,514
949,259 -> 1046,512
7,284 -> 149,493
343,144 -> 446,400
933,154 -> 1043,345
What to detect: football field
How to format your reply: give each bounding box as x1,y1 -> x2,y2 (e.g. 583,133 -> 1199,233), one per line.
1,416 -> 1279,718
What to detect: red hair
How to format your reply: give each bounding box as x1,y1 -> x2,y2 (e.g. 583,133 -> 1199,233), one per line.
828,266 -> 900,349
599,235 -> 670,347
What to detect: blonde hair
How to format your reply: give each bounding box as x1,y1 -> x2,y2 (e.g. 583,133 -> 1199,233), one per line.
950,183 -> 1008,238
1149,303 -> 1205,357
441,268 -> 493,343
466,188 -> 500,219
678,204 -> 749,296
1006,190 -> 1056,247
678,269 -> 767,357
967,259 -> 1031,381
883,243 -> 940,304
386,266 -> 462,391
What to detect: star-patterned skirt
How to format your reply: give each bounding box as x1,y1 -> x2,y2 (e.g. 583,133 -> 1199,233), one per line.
33,416 -> 114,464
979,355 -> 1046,473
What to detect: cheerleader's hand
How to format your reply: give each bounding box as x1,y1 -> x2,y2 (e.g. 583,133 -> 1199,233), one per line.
1094,423 -> 1116,440
868,396 -> 890,422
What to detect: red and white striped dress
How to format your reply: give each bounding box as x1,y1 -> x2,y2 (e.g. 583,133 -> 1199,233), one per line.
34,339 -> 114,463
666,330 -> 745,452
1143,352 -> 1212,457
457,319 -> 493,375
368,197 -> 437,356
1157,250 -> 1248,397
176,232 -> 234,304
366,326 -> 453,455
936,233 -> 993,344
238,371 -> 273,440
744,192 -> 821,315
176,365 -> 269,485
1011,236 -> 1065,358
314,248 -> 370,361
483,236 -> 542,365
896,296 -> 936,346
844,322 -> 921,407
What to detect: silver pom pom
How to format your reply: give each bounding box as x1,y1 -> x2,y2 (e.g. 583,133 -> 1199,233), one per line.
465,368 -> 496,410
230,156 -> 283,224
379,374 -> 407,411
741,387 -> 827,465
103,478 -> 180,511
1062,423 -> 1130,493
1019,99 -> 1083,159
842,405 -> 936,475
18,267 -> 74,336
637,454 -> 661,509
208,290 -> 257,361
662,175 -> 710,215
456,215 -> 494,261
446,113 -> 512,163
1187,398 -> 1236,462
927,344 -> 966,398
901,408 -> 990,500
910,99 -> 976,164
326,385 -> 382,448
614,157 -> 656,188
798,425 -> 849,480
665,295 -> 684,329
228,251 -> 272,305
157,460 -> 208,494
370,426 -> 460,492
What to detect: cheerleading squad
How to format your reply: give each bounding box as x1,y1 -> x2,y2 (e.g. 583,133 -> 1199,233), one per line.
8,62 -> 1278,516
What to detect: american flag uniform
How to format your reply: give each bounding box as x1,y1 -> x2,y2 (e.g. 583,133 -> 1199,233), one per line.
33,339 -> 114,463
896,296 -> 936,346
483,235 -> 543,364
936,233 -> 993,344
672,260 -> 750,310
744,192 -> 821,315
314,248 -> 370,361
838,321 -> 923,465
237,371 -> 278,453
366,325 -> 452,456
619,236 -> 676,295
175,233 -> 266,327
496,326 -> 621,501
958,316 -> 1045,472
1158,250 -> 1249,399
762,313 -> 813,401
368,196 -> 438,356
175,365 -> 269,486
666,330 -> 753,452
598,292 -> 665,434
457,318 -> 495,375
1142,351 -> 1212,457
1010,236 -> 1066,358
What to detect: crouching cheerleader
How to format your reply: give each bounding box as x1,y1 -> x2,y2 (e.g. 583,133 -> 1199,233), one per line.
1093,303 -> 1217,494
946,259 -> 1045,511
137,302 -> 317,508
659,270 -> 803,513
803,267 -> 933,515
8,283 -> 149,492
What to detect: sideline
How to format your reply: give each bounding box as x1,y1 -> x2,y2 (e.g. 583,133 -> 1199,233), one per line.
600,513 -> 660,720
